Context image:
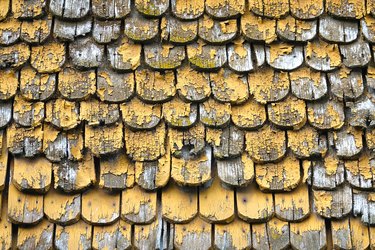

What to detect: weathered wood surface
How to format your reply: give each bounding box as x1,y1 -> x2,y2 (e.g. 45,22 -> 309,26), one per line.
198,16 -> 237,44
53,18 -> 92,41
245,125 -> 286,163
319,15 -> 358,43
69,37 -> 104,68
122,185 -> 157,224
206,125 -> 244,159
49,0 -> 90,19
100,153 -> 134,190
313,184 -> 353,218
20,66 -> 56,101
17,219 -> 53,250
92,0 -> 131,19
53,154 -> 95,192
237,182 -> 274,222
217,153 -> 254,186
44,187 -> 80,224
55,221 -> 92,250
161,16 -> 197,44
92,20 -> 121,44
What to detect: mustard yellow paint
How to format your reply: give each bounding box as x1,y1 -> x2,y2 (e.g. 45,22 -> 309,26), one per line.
31,42 -> 65,73
199,176 -> 235,222
121,185 -> 157,223
45,98 -> 79,130
82,188 -> 120,224
241,11 -> 276,43
17,219 -> 53,248
13,156 -> 51,191
162,181 -> 197,223
237,183 -> 274,221
55,220 -> 92,250
0,69 -> 17,100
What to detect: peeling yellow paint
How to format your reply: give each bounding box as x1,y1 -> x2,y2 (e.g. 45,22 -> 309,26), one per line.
305,39 -> 341,68
241,11 -> 276,43
13,156 -> 51,191
31,42 -> 65,73
0,69 -> 18,100
210,69 -> 249,104
248,67 -> 289,104
256,155 -> 301,191
121,185 -> 156,223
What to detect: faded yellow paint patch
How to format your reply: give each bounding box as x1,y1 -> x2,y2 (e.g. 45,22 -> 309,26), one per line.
82,188 -> 120,224
274,183 -> 310,220
124,122 -> 166,161
215,218 -> 251,249
289,66 -> 321,88
290,0 -> 323,18
7,183 -> 43,224
162,97 -> 195,127
232,99 -> 266,128
199,176 -> 234,222
45,98 -> 79,130
59,66 -> 96,100
136,69 -> 176,102
85,122 -> 123,156
256,155 -> 301,191
0,132 -> 7,191
290,213 -> 325,237
313,189 -> 333,216
248,67 -> 289,104
327,0 -> 365,18
31,42 -> 65,73
0,197 -> 11,249
135,143 -> 170,189
237,183 -> 274,221
55,221 -> 92,250
174,216 -> 211,248
176,66 -> 210,101
331,218 -> 352,249
245,125 -> 286,163
21,15 -> 51,43
121,185 -> 156,223
268,43 -> 293,63
171,150 -> 211,186
17,219 -> 53,249
0,69 -> 18,100
268,95 -> 307,129
206,0 -> 244,14
345,153 -> 374,181
174,0 -> 204,15
350,217 -> 370,249
12,0 -> 45,19
44,187 -> 80,223
288,126 -> 327,158
99,153 -> 134,189
162,181 -> 197,223
113,37 -> 141,70
305,39 -> 341,68
0,0 -> 9,21
53,152 -> 95,191
93,220 -> 131,249
0,43 -> 30,67
13,156 -> 51,192
7,123 -> 43,155
0,17 -> 20,43
241,11 -> 276,43
210,69 -> 249,104
307,101 -> 345,130
121,97 -> 161,127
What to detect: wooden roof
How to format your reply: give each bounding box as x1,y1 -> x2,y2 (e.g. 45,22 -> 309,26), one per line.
0,0 -> 374,249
